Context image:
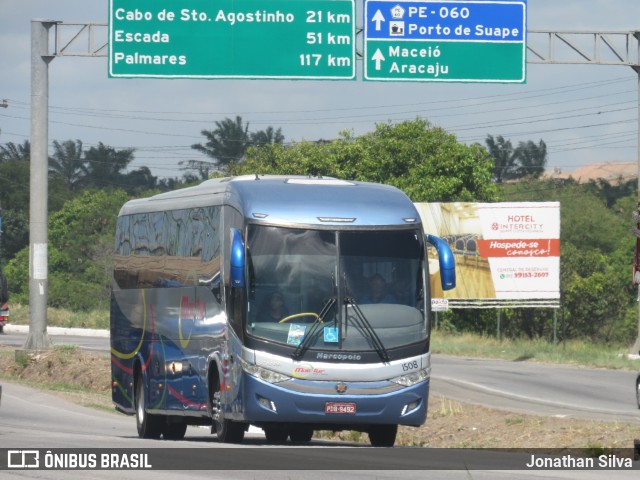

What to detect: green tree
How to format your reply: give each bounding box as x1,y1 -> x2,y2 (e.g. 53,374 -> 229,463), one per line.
485,136 -> 547,182
501,308 -> 555,340
250,126 -> 285,147
485,135 -> 518,183
0,158 -> 29,209
496,179 -> 636,343
0,159 -> 30,262
359,120 -> 496,202
0,208 -> 28,263
561,244 -> 631,342
49,188 -> 129,309
4,188 -> 130,310
234,118 -> 497,202
0,140 -> 30,162
190,116 -> 250,176
120,166 -> 158,194
190,116 -> 285,177
586,178 -> 636,209
2,248 -> 28,303
514,139 -> 547,179
83,142 -> 135,189
49,139 -> 86,191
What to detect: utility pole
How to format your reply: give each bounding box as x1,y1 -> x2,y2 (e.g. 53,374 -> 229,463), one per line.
634,33 -> 640,355
24,20 -> 55,350
24,21 -> 106,351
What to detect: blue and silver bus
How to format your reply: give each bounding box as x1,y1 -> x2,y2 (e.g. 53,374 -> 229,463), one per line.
110,175 -> 455,446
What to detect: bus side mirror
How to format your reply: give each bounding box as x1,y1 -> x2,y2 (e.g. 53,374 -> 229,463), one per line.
425,234 -> 456,291
230,228 -> 245,288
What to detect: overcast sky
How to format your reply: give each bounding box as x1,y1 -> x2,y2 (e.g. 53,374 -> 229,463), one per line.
1,0 -> 640,180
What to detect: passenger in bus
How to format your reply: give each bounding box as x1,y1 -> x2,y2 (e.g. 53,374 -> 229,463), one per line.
257,291 -> 289,322
361,274 -> 396,304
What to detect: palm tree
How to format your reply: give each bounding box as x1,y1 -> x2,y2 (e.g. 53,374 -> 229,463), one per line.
250,126 -> 285,147
485,135 -> 518,183
0,140 -> 30,162
49,139 -> 86,191
83,142 -> 135,188
191,116 -> 250,172
189,117 -> 286,178
514,139 -> 547,179
178,159 -> 217,180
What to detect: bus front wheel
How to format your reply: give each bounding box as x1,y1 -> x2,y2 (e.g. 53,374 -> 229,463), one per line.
289,425 -> 313,443
368,424 -> 398,447
163,421 -> 187,440
135,376 -> 163,439
264,426 -> 289,444
210,375 -> 245,443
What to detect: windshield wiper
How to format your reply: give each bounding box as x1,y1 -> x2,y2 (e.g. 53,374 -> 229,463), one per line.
292,297 -> 337,359
344,297 -> 390,363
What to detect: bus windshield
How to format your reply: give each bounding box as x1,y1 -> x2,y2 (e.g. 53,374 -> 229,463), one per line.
246,225 -> 427,352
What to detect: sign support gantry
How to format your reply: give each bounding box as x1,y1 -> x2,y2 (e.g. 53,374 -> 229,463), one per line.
528,30 -> 640,354
27,21 -> 640,353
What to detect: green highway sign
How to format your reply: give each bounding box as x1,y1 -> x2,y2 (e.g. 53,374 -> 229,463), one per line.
364,0 -> 527,83
109,0 -> 355,79
365,41 -> 525,82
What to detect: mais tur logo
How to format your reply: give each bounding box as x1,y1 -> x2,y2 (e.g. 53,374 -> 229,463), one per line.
292,364 -> 326,378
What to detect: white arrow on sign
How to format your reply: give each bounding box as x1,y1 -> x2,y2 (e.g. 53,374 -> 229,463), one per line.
372,10 -> 385,31
372,48 -> 385,70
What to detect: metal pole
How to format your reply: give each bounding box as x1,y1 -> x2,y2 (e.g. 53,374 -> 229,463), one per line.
0,207 -> 3,265
634,67 -> 640,355
634,32 -> 640,356
24,20 -> 54,351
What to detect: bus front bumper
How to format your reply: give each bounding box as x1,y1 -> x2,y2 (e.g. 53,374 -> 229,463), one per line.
243,374 -> 429,427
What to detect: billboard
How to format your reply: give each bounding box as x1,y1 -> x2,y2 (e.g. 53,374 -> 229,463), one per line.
416,202 -> 560,308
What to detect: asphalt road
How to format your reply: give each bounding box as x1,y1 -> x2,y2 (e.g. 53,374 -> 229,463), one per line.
1,326 -> 639,478
0,326 -> 109,353
1,381 -> 638,480
431,355 -> 640,423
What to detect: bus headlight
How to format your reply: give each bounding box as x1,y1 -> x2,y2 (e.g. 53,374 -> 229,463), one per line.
240,359 -> 291,384
390,368 -> 430,387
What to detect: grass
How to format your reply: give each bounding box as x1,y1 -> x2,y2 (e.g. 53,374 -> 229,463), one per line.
0,344 -> 114,411
6,303 -> 109,330
431,331 -> 640,370
505,415 -> 526,426
433,398 -> 464,419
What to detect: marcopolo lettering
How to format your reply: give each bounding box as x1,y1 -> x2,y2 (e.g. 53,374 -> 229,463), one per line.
316,352 -> 362,361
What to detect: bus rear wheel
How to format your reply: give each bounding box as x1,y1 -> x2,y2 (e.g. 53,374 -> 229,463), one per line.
368,424 -> 398,447
135,376 -> 163,439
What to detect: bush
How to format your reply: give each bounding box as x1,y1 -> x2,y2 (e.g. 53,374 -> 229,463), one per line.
48,276 -> 108,311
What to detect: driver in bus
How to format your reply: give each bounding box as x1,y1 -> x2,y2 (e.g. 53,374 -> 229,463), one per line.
257,291 -> 289,322
361,274 -> 397,304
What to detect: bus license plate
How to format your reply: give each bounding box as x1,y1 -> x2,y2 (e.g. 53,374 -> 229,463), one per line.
325,402 -> 356,414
